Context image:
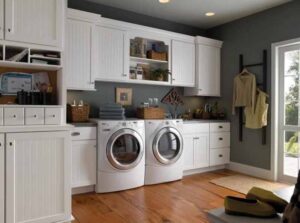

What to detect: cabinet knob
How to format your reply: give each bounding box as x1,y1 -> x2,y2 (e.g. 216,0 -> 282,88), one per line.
33,115 -> 37,118
219,154 -> 223,158
219,137 -> 223,141
13,115 -> 17,118
8,28 -> 11,32
219,126 -> 223,129
0,143 -> 2,147
9,142 -> 13,146
52,115 -> 56,118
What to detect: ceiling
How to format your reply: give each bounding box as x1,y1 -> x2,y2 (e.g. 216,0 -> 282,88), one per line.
87,0 -> 291,29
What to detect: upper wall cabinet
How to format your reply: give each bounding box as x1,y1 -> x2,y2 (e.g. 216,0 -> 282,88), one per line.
4,0 -> 65,48
185,37 -> 223,97
171,40 -> 195,87
95,25 -> 128,82
66,9 -> 99,91
0,0 -> 3,40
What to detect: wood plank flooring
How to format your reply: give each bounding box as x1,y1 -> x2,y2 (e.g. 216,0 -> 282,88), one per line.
72,170 -> 244,223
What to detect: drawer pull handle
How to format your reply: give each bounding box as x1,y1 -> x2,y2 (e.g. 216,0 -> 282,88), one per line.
52,115 -> 56,118
13,115 -> 17,118
71,132 -> 80,136
219,154 -> 223,158
33,115 -> 37,118
219,126 -> 223,129
194,137 -> 200,140
219,138 -> 223,141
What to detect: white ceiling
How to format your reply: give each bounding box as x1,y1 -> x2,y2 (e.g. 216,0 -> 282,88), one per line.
87,0 -> 291,28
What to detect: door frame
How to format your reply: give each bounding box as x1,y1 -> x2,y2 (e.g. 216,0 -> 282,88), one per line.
271,37 -> 300,183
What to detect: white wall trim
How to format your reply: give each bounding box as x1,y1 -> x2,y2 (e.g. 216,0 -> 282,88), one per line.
183,165 -> 226,176
227,162 -> 273,180
72,185 -> 95,195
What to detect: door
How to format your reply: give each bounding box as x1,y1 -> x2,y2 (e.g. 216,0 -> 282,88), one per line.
66,18 -> 95,90
0,134 -> 4,223
172,40 -> 195,87
107,129 -> 144,170
72,140 -> 97,188
183,135 -> 194,170
196,44 -> 221,96
5,0 -> 64,47
95,26 -> 128,81
6,131 -> 71,223
0,0 -> 3,40
193,133 -> 209,169
278,44 -> 300,183
153,127 -> 183,165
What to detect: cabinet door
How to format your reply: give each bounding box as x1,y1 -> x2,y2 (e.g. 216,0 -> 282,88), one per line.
95,26 -> 127,81
183,135 -> 194,170
172,40 -> 195,87
0,134 -> 4,223
0,0 -> 3,40
6,131 -> 71,223
66,19 -> 95,90
5,0 -> 64,47
196,44 -> 221,96
72,140 -> 97,188
193,133 -> 209,169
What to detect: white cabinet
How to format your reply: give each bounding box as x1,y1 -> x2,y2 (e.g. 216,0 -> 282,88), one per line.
0,0 -> 3,40
45,107 -> 62,125
0,134 -> 4,223
193,134 -> 210,169
95,25 -> 128,81
171,40 -> 195,87
25,108 -> 45,125
66,9 -> 99,90
183,135 -> 194,170
71,127 -> 97,189
4,108 -> 24,126
6,131 -> 71,223
4,0 -> 65,47
185,37 -> 223,97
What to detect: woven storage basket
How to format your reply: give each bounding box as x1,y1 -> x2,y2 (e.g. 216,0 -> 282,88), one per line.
67,104 -> 90,122
137,107 -> 165,119
147,50 -> 168,61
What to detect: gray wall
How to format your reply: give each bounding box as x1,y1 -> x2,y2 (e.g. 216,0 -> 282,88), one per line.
68,0 -> 205,36
67,82 -> 205,118
206,0 -> 300,170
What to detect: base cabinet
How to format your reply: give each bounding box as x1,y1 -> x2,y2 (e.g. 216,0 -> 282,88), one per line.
0,134 -> 4,223
6,131 -> 71,223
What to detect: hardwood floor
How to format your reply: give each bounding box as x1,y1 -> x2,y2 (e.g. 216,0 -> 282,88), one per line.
72,170 -> 244,223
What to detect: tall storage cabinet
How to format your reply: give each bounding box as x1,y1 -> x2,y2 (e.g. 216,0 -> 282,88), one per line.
185,37 -> 223,97
95,25 -> 128,81
66,9 -> 99,90
4,0 -> 64,47
6,131 -> 71,223
0,0 -> 3,40
171,40 -> 195,87
0,134 -> 4,223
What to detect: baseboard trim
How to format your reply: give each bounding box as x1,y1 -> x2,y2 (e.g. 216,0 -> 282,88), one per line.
183,165 -> 226,176
72,185 -> 95,195
227,162 -> 273,180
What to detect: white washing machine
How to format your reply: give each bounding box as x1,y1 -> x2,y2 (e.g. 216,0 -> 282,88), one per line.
144,119 -> 184,185
95,119 -> 145,193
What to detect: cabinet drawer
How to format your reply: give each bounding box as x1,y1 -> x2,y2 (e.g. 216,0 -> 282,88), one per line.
4,108 -> 24,126
0,108 -> 3,126
71,127 -> 97,141
210,148 -> 230,166
25,108 -> 45,125
210,132 -> 230,148
183,123 -> 209,134
210,123 -> 230,132
45,108 -> 62,125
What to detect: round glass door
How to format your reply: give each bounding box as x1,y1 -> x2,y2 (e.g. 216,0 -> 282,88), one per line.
153,127 -> 183,165
107,129 -> 144,170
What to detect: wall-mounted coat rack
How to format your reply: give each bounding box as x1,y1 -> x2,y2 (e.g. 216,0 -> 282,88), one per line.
238,49 -> 267,145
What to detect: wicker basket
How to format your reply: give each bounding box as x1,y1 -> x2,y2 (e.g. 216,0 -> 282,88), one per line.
67,104 -> 90,122
147,50 -> 168,61
137,107 -> 165,119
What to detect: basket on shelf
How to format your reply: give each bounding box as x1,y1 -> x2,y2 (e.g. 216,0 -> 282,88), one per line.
67,104 -> 90,122
137,107 -> 165,119
147,50 -> 168,61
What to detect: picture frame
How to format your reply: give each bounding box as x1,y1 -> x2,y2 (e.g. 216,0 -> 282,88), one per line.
115,88 -> 133,106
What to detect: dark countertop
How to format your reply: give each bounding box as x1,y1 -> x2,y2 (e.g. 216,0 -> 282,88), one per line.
68,122 -> 98,127
183,119 -> 230,124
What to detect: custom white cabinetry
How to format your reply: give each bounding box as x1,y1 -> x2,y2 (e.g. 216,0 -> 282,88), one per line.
95,25 -> 128,81
0,134 -> 4,223
66,9 -> 99,90
185,37 -> 223,97
6,131 -> 71,223
4,0 -> 65,47
183,122 -> 230,172
71,127 -> 97,189
171,40 -> 195,87
0,0 -> 3,40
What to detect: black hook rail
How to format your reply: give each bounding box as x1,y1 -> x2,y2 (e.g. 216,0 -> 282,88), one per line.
238,50 -> 268,145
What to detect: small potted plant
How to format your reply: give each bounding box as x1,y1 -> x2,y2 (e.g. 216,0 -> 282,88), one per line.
151,69 -> 170,82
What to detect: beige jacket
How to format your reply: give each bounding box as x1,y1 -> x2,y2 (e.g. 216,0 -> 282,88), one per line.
232,71 -> 256,115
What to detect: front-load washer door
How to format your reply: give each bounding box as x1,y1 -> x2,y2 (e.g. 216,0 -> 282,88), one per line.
107,128 -> 144,170
152,127 -> 183,165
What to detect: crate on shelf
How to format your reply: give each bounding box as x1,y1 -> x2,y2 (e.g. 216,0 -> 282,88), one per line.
137,107 -> 165,119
